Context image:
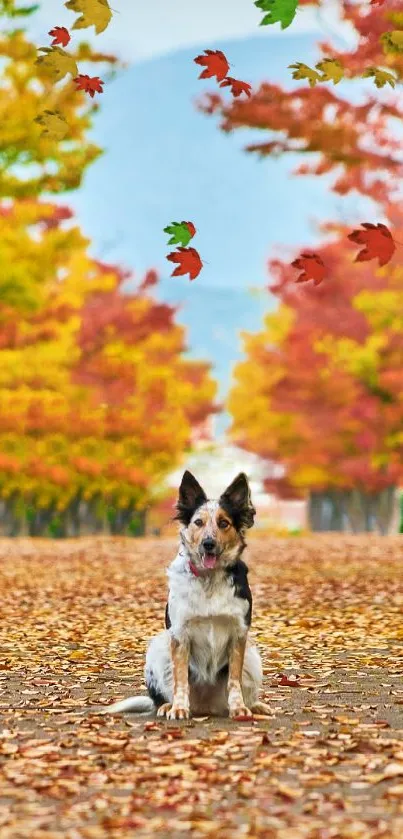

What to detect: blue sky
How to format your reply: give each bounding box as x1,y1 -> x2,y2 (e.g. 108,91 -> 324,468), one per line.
28,1 -> 375,437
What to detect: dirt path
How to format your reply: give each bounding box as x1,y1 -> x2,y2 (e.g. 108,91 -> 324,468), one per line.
0,535 -> 402,838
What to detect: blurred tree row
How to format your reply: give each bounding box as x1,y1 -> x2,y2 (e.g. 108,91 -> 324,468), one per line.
201,0 -> 403,532
0,1 -> 217,536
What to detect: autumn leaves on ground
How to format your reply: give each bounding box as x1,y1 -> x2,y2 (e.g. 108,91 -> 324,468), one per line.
0,536 -> 402,838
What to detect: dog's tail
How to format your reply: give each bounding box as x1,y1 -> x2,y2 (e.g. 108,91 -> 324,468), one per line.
102,695 -> 155,714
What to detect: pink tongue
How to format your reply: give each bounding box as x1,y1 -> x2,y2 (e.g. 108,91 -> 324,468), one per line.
204,553 -> 217,568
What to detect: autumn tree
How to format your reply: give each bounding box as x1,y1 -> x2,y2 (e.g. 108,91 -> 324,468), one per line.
200,0 -> 403,532
0,218 -> 218,536
0,2 -> 218,536
228,227 -> 403,533
199,0 -> 403,212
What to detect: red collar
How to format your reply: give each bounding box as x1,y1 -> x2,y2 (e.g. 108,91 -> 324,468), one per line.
189,560 -> 202,577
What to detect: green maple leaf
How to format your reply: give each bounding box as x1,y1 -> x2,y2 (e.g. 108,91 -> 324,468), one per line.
163,221 -> 196,248
255,0 -> 299,29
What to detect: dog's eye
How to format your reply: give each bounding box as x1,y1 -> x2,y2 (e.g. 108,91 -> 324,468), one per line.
218,520 -> 230,529
194,518 -> 203,527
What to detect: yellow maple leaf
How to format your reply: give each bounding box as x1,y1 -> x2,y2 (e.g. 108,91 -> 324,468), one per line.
34,110 -> 69,140
381,30 -> 403,54
35,47 -> 78,82
288,62 -> 322,88
65,0 -> 113,35
316,58 -> 344,85
362,66 -> 397,89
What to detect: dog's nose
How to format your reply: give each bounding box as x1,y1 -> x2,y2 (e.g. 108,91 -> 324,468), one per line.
202,538 -> 216,553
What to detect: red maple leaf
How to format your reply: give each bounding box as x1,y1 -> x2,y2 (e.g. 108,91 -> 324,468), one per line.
272,673 -> 301,688
347,222 -> 395,266
194,49 -> 230,82
370,0 -> 385,5
167,247 -> 203,281
291,252 -> 327,286
73,74 -> 104,98
219,77 -> 252,98
49,26 -> 71,47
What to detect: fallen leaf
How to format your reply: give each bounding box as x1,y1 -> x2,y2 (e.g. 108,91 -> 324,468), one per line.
273,673 -> 301,687
386,784 -> 403,797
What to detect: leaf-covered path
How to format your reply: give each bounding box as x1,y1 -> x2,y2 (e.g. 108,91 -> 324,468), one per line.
0,535 -> 402,838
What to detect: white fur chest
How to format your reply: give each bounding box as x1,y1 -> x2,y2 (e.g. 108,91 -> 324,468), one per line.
166,552 -> 249,683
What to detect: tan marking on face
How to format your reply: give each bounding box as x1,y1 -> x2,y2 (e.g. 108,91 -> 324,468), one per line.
184,501 -> 243,566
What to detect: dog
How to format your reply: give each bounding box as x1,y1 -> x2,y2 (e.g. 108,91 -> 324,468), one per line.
105,470 -> 270,720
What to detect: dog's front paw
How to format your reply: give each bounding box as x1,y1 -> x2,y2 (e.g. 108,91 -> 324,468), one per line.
168,703 -> 190,720
229,703 -> 253,720
157,702 -> 190,720
156,703 -> 172,718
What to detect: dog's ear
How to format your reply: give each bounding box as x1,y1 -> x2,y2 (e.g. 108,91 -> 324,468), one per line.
219,473 -> 256,531
174,470 -> 208,526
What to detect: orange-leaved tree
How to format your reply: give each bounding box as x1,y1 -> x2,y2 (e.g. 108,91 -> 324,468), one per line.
0,212 -> 218,535
199,0 -> 403,211
228,225 -> 403,533
0,2 -> 218,535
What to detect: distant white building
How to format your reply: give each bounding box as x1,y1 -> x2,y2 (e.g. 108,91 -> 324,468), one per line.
167,440 -> 306,532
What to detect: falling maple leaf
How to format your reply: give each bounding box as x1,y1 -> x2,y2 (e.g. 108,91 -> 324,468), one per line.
291,252 -> 327,286
362,66 -> 397,88
35,46 -> 78,82
289,58 -> 344,87
167,247 -> 203,281
49,26 -> 71,47
219,77 -> 252,98
73,74 -> 104,97
347,222 -> 396,267
164,221 -> 196,248
65,0 -> 112,34
255,0 -> 299,30
194,49 -> 230,82
34,109 -> 69,140
381,30 -> 403,54
289,62 -> 322,87
316,57 -> 344,84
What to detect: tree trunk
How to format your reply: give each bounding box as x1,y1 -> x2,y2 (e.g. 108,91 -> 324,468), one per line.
309,486 -> 397,534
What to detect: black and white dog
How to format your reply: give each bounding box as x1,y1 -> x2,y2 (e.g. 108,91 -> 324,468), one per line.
106,471 -> 270,719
